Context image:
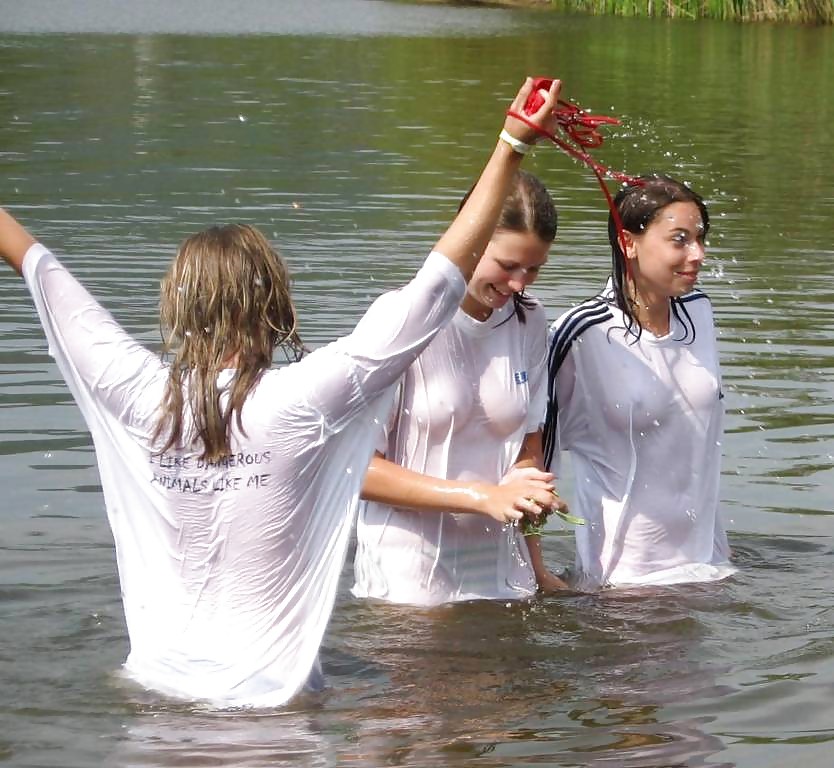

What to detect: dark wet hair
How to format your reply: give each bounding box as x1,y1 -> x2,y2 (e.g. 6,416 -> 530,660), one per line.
459,170 -> 557,323
608,174 -> 710,341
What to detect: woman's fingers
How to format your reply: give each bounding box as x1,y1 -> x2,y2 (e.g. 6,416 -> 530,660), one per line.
508,76 -> 535,114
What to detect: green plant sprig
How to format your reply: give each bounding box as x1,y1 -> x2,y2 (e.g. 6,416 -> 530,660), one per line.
521,505 -> 585,537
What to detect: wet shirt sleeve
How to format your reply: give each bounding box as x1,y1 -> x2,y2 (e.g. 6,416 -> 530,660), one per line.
296,251 -> 465,434
544,318 -> 584,474
22,244 -> 163,428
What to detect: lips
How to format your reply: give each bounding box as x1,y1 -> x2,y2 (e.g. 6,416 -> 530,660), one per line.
676,271 -> 699,283
487,285 -> 512,306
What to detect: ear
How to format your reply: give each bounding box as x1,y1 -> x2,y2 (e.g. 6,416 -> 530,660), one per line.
621,231 -> 638,260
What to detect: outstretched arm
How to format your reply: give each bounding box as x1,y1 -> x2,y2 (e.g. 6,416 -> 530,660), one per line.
435,78 -> 561,283
2,207 -> 162,427
361,452 -> 556,526
0,208 -> 37,275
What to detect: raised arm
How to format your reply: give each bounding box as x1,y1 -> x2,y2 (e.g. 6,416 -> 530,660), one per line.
435,78 -> 561,282
361,452 -> 557,525
301,78 -> 564,431
0,208 -> 37,275
1,207 -> 162,428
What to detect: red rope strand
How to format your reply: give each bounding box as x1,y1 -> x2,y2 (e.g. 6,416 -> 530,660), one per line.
509,78 -> 643,276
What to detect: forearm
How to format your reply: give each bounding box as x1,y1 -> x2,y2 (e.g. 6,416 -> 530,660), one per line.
525,534 -> 548,576
434,140 -> 524,283
434,77 -> 561,283
0,208 -> 36,275
362,453 -> 557,525
524,533 -> 569,592
362,454 -> 488,516
514,429 -> 544,469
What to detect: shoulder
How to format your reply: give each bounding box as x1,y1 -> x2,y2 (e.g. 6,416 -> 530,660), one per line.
674,288 -> 715,324
547,294 -> 614,370
677,287 -> 711,307
550,294 -> 614,342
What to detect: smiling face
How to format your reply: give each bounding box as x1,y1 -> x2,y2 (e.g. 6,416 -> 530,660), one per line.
625,201 -> 706,304
461,229 -> 550,320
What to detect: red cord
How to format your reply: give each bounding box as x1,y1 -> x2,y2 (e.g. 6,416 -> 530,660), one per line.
508,78 -> 643,277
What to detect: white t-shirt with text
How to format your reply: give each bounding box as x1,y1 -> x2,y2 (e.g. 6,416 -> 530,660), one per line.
23,243 -> 465,707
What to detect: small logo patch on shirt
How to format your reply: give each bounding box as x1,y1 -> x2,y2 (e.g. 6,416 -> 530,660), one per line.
513,370 -> 528,385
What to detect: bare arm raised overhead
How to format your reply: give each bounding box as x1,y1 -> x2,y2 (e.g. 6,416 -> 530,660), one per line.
299,78 -> 563,432
436,77 -> 561,282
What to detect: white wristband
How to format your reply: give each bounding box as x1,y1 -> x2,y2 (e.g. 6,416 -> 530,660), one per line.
499,129 -> 533,155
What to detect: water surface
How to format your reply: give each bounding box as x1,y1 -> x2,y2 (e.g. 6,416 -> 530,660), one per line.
1,2 -> 832,766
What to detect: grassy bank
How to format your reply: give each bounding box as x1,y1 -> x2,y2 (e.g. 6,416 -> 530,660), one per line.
549,0 -> 833,23
445,0 -> 834,23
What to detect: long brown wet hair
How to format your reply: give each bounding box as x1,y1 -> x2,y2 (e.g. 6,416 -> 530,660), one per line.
153,224 -> 303,461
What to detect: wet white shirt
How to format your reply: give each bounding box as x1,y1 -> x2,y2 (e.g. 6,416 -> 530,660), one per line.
544,282 -> 735,590
23,243 -> 464,708
352,297 -> 548,605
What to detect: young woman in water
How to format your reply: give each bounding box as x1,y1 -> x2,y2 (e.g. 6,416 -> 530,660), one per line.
352,169 -> 569,607
542,175 -> 735,590
0,76 -> 563,707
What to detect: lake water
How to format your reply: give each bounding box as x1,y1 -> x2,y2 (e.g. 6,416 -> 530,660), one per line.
1,2 -> 832,766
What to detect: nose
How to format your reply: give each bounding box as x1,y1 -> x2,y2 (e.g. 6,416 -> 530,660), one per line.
687,240 -> 706,264
507,277 -> 525,293
507,268 -> 534,293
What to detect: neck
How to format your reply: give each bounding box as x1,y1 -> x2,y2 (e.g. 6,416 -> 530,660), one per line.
628,283 -> 670,336
461,293 -> 492,322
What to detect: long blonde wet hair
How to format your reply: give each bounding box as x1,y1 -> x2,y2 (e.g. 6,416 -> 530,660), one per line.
154,224 -> 303,461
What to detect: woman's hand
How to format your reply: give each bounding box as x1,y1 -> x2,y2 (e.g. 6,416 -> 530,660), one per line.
472,466 -> 555,525
521,488 -> 570,524
503,77 -> 562,147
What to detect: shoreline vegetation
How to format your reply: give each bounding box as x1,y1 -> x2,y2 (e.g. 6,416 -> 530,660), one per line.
432,0 -> 834,23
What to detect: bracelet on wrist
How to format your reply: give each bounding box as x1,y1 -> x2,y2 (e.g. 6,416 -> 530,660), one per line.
499,128 -> 533,156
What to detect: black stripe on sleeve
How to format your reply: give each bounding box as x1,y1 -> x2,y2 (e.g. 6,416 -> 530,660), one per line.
542,300 -> 613,468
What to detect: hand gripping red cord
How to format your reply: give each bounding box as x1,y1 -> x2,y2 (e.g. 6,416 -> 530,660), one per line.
508,77 -> 643,275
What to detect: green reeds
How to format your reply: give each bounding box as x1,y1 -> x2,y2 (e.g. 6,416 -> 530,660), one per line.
549,0 -> 833,23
